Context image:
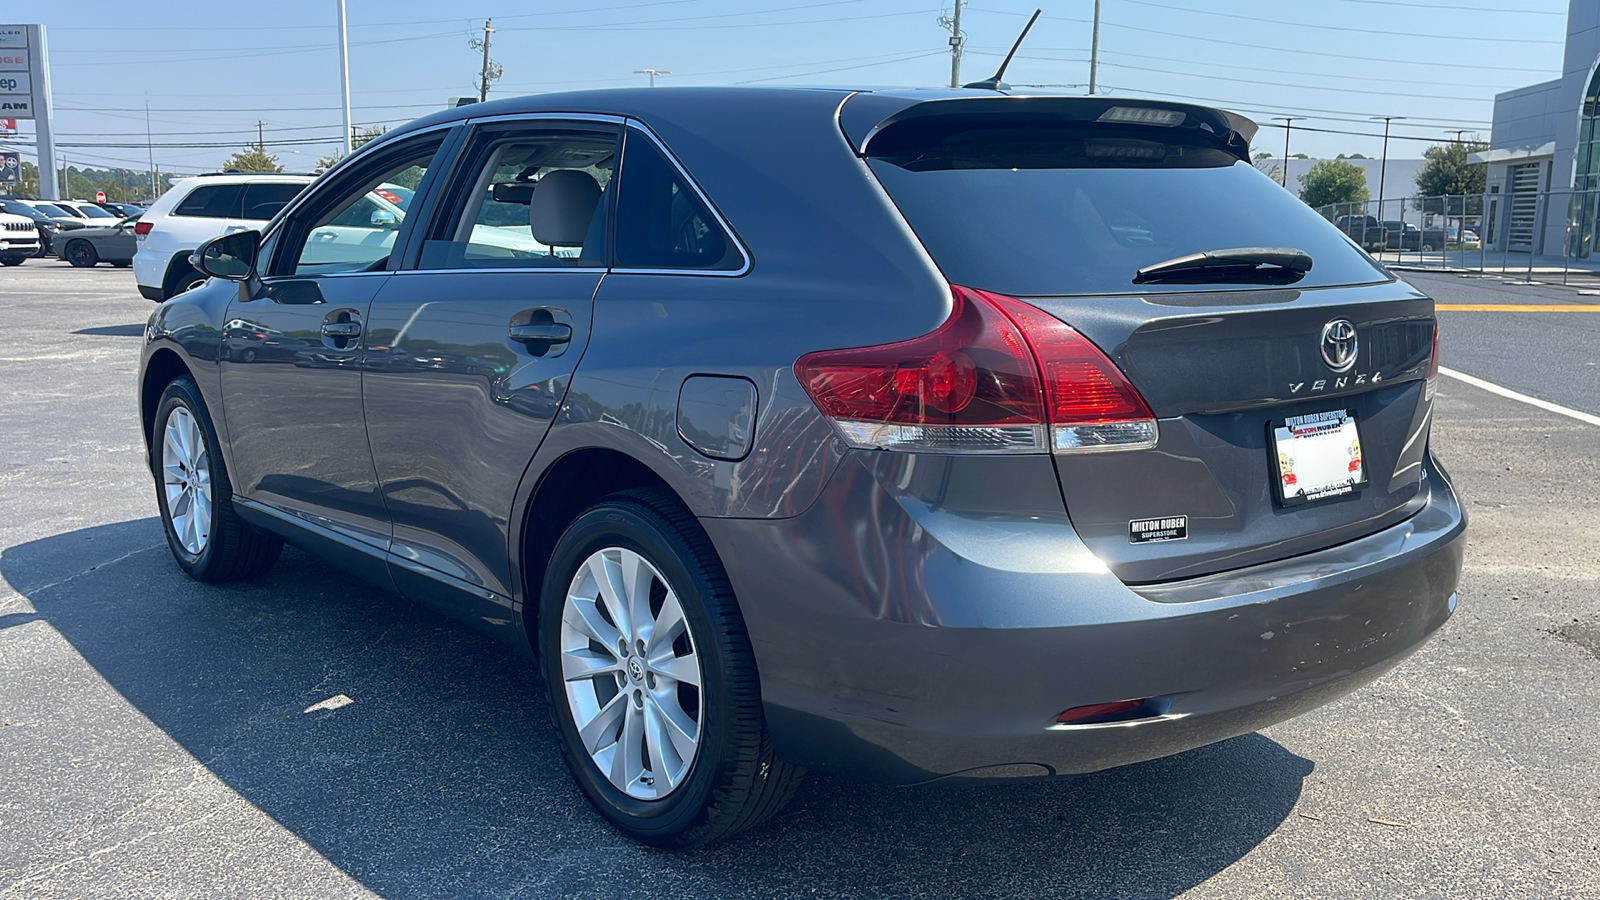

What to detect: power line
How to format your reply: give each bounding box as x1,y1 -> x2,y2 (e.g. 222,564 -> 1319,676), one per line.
51,0 -> 709,31
968,8 -> 1561,72
1325,0 -> 1562,13
1116,0 -> 1563,43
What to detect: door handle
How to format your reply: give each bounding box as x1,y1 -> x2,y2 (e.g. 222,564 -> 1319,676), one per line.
322,321 -> 362,338
508,323 -> 572,345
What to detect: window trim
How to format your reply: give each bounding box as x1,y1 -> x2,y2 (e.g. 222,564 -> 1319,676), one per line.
611,120 -> 750,278
258,123 -> 457,256
400,112 -> 624,275
263,128 -> 455,279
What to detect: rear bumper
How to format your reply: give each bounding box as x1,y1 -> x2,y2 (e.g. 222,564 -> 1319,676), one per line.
706,450 -> 1464,784
138,284 -> 165,302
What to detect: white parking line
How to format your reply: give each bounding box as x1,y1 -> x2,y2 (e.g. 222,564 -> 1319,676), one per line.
1439,367 -> 1600,427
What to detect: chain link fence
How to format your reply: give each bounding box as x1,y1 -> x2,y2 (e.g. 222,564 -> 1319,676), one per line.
1312,190 -> 1600,287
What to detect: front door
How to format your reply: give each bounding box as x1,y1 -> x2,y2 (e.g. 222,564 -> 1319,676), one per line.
362,118 -> 619,613
220,131 -> 451,561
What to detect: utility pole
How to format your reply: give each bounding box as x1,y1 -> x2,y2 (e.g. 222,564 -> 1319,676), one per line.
940,0 -> 965,88
145,95 -> 156,200
1272,116 -> 1304,189
472,19 -> 498,103
256,120 -> 265,152
1444,129 -> 1470,144
633,68 -> 670,87
337,0 -> 354,157
1371,115 -> 1406,224
1088,0 -> 1101,94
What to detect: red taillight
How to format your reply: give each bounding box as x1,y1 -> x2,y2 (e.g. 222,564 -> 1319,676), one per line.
795,286 -> 1156,454
133,220 -> 152,235
1055,699 -> 1146,725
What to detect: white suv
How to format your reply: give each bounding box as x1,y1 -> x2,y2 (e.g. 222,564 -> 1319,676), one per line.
134,173 -> 312,301
0,210 -> 43,265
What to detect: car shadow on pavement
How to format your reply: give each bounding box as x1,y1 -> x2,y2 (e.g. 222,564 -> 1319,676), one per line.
71,325 -> 147,337
3,519 -> 1314,900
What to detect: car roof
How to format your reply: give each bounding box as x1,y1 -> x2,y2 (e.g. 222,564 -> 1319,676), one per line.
379,86 -> 1256,154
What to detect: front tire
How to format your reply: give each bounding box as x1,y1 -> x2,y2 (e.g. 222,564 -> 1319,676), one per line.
66,240 -> 98,267
152,377 -> 282,582
0,255 -> 23,267
539,489 -> 801,848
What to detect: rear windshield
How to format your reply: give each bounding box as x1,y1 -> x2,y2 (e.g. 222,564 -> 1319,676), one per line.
866,117 -> 1388,296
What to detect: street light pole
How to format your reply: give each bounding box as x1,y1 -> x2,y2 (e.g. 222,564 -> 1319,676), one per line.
632,69 -> 670,87
336,0 -> 353,157
1088,0 -> 1102,94
1272,116 -> 1304,189
1371,115 -> 1406,225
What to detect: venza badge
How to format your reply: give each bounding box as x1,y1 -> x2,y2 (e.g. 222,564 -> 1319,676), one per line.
1319,319 -> 1359,372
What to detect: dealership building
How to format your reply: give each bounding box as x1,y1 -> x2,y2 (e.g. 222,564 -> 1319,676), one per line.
1478,0 -> 1600,256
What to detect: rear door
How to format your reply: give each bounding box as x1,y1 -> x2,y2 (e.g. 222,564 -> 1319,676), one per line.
362,116 -> 619,612
860,99 -> 1437,582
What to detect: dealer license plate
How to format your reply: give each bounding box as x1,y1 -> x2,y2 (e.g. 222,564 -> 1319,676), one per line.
1270,410 -> 1367,506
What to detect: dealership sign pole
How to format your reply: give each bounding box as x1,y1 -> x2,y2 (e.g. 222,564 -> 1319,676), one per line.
0,24 -> 58,200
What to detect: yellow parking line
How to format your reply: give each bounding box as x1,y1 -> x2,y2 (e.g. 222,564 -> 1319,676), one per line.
1435,303 -> 1600,311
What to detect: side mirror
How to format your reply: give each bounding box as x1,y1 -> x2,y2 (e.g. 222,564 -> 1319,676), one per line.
192,229 -> 260,281
370,209 -> 398,229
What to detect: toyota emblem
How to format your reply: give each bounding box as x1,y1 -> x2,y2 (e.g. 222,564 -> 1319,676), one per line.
1320,319 -> 1358,373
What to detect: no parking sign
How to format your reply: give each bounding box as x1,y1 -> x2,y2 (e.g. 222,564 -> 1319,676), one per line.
0,152 -> 18,183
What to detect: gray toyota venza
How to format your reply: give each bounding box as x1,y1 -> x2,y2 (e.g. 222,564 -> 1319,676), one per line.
139,88 -> 1465,848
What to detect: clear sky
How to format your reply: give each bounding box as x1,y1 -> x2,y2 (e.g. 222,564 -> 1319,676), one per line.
2,0 -> 1571,176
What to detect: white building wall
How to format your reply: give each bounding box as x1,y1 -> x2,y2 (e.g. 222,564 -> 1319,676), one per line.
1256,157 -> 1426,218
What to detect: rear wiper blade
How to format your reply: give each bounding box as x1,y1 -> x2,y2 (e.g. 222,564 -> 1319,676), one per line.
1133,247 -> 1313,285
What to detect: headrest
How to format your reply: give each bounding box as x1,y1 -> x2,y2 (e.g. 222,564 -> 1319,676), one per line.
529,170 -> 601,247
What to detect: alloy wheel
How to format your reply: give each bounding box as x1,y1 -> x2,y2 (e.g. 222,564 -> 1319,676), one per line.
560,547 -> 703,800
161,407 -> 213,555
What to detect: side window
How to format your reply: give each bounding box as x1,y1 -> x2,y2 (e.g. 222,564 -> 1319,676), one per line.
614,129 -> 742,271
240,183 -> 306,221
419,125 -> 618,270
275,139 -> 443,277
172,185 -> 243,219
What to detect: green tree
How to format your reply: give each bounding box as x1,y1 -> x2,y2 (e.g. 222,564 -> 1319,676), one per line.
1415,139 -> 1487,214
221,145 -> 284,173
1299,158 -> 1370,208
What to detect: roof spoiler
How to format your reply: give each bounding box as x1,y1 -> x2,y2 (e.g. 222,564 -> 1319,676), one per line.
851,96 -> 1259,164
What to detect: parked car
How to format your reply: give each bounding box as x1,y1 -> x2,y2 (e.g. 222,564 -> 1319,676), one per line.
1335,214 -> 1387,252
13,199 -> 88,234
1381,220 -> 1421,251
56,200 -> 122,222
133,173 -> 312,301
57,215 -> 138,267
0,209 -> 43,264
0,199 -> 64,256
97,201 -> 146,218
1456,228 -> 1481,250
138,90 -> 1463,849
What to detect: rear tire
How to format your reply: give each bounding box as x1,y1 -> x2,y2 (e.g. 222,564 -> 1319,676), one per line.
66,240 -> 98,267
539,488 -> 801,848
152,377 -> 282,582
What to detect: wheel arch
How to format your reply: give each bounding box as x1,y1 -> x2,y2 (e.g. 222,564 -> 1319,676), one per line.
514,446 -> 689,648
161,251 -> 200,297
140,347 -> 193,464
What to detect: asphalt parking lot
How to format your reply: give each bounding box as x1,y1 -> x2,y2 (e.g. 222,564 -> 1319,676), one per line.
1,261 -> 1597,899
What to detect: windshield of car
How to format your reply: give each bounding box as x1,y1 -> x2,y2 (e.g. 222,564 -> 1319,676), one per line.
866,117 -> 1388,295
74,205 -> 117,218
30,203 -> 73,218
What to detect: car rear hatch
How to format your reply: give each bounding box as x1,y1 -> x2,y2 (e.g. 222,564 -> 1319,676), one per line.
849,94 -> 1438,583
